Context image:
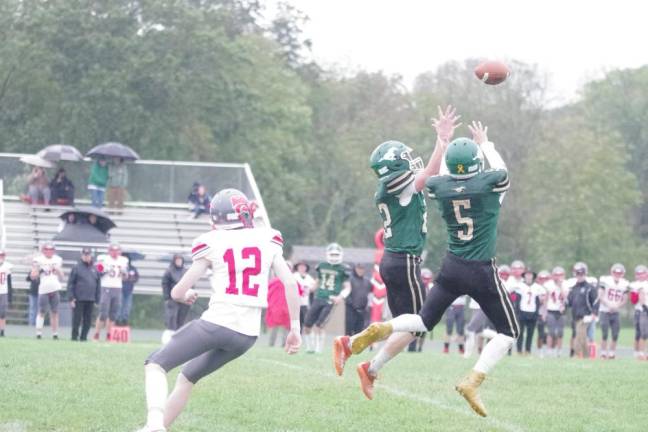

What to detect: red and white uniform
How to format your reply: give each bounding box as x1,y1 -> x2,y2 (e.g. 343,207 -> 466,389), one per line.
598,275 -> 629,313
34,254 -> 63,294
0,261 -> 13,294
192,227 -> 284,336
545,280 -> 567,313
630,280 -> 647,311
519,282 -> 544,314
96,254 -> 129,289
293,272 -> 315,307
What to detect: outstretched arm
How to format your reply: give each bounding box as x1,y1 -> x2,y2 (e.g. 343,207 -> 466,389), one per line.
468,121 -> 506,171
414,105 -> 461,192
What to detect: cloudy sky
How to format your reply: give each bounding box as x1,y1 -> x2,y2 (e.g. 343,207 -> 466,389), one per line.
269,0 -> 648,105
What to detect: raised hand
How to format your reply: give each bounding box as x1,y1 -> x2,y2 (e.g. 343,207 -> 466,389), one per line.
432,105 -> 462,143
468,121 -> 489,145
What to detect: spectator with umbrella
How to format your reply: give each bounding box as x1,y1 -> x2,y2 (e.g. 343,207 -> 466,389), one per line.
107,157 -> 129,209
86,143 -> 139,208
49,168 -> 75,206
87,158 -> 109,208
27,164 -> 51,206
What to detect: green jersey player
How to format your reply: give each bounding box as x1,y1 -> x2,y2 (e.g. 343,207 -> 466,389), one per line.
343,121 -> 519,417
304,243 -> 351,353
333,106 -> 461,394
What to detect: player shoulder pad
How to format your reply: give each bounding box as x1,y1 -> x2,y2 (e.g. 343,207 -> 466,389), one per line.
191,231 -> 213,260
269,229 -> 284,248
425,175 -> 446,199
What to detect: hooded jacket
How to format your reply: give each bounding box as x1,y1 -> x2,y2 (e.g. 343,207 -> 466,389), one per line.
162,255 -> 187,300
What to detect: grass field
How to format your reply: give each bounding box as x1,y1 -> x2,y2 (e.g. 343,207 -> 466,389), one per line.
1,337 -> 647,432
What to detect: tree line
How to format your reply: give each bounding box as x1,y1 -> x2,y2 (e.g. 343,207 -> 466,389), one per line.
0,0 -> 646,275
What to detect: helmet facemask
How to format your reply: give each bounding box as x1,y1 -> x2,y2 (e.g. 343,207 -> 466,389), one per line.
326,243 -> 343,265
401,147 -> 424,172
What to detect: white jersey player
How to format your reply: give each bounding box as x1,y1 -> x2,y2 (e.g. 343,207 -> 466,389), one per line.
94,244 -> 129,341
34,243 -> 64,339
630,265 -> 648,358
137,189 -> 301,432
0,250 -> 13,337
546,266 -> 568,356
293,261 -> 315,329
597,263 -> 629,359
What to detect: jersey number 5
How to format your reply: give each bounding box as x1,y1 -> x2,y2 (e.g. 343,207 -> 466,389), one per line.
452,199 -> 474,241
223,247 -> 261,297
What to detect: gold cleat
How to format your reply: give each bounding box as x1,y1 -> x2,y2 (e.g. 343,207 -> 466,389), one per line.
455,370 -> 488,417
350,322 -> 394,354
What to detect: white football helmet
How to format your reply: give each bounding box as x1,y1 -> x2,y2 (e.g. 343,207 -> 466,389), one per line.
326,243 -> 343,265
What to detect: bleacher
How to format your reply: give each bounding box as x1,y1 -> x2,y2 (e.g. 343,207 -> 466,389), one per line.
2,198 -> 214,324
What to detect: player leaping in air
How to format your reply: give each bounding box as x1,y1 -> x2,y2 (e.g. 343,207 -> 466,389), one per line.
333,105 -> 460,391
136,189 -> 302,432
335,120 -> 518,417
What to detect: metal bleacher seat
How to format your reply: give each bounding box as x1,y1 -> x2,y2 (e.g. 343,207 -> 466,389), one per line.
1,199 -> 213,324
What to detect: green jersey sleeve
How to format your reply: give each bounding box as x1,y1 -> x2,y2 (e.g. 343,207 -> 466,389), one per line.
425,175 -> 445,199
482,169 -> 510,193
376,171 -> 416,199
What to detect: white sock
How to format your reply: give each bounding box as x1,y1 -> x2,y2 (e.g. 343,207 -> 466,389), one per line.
482,328 -> 497,339
36,316 -> 44,332
305,333 -> 313,351
464,332 -> 476,359
316,331 -> 325,353
389,314 -> 427,333
368,348 -> 393,376
164,373 -> 193,428
474,334 -> 515,375
145,364 -> 168,430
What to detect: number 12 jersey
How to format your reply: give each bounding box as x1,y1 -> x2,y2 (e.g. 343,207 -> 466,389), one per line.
191,227 -> 285,336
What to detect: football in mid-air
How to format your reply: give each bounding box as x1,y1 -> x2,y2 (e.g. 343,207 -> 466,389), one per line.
474,61 -> 510,85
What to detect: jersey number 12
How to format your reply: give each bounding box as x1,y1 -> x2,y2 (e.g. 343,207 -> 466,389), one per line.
223,247 -> 261,297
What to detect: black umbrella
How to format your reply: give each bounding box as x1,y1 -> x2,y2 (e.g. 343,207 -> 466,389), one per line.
59,206 -> 116,234
86,142 -> 140,161
53,223 -> 110,243
37,144 -> 84,162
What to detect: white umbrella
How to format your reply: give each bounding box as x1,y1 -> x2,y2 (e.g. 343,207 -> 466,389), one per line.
37,144 -> 84,162
19,155 -> 54,168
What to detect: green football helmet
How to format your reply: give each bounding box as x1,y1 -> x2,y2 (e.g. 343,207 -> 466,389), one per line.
445,138 -> 483,178
369,140 -> 424,183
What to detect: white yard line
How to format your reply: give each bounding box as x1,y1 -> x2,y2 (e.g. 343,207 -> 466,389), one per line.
260,359 -> 525,432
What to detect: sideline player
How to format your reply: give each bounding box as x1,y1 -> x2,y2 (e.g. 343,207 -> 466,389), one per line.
93,243 -> 129,341
546,266 -> 568,357
303,243 -> 350,353
333,105 -> 460,383
0,250 -> 13,337
136,189 -> 301,432
339,121 -> 518,417
630,265 -> 648,358
34,243 -> 64,339
597,263 -> 629,359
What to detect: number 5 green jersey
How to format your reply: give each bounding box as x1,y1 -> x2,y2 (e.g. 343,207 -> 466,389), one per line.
315,262 -> 350,300
375,181 -> 427,257
426,169 -> 509,261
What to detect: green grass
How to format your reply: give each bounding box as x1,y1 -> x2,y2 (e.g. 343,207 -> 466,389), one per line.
1,337 -> 647,432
